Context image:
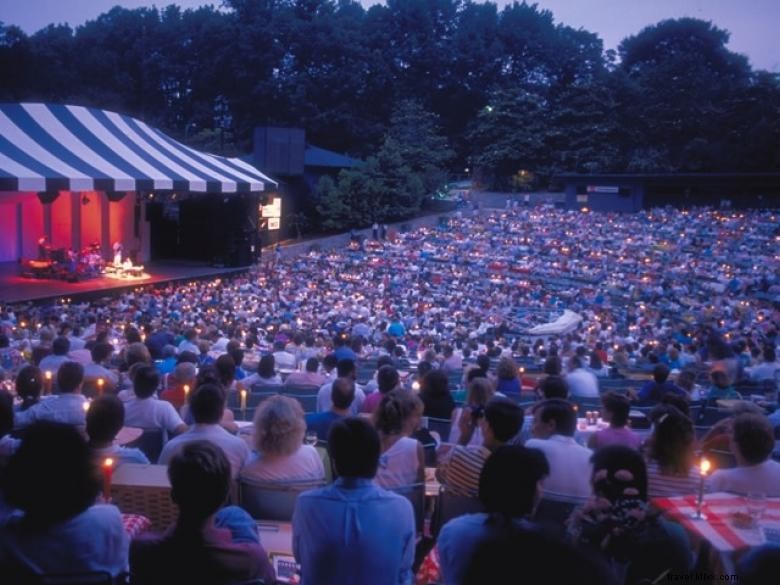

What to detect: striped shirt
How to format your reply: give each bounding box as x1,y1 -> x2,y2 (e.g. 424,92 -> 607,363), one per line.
646,460 -> 700,498
436,445 -> 491,497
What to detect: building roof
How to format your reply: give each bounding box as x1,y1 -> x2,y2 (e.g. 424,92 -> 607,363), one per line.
304,144 -> 359,169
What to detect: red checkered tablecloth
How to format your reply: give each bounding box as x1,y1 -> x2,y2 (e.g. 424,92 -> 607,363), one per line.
652,492 -> 780,553
122,513 -> 153,538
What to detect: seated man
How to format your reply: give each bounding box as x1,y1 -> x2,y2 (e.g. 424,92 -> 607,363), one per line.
123,364 -> 187,437
438,445 -> 550,584
86,395 -> 150,465
316,358 -> 365,414
38,336 -> 72,378
14,361 -> 87,428
565,356 -> 599,398
285,357 -> 326,387
158,383 -> 249,479
636,364 -> 687,403
525,399 -> 593,499
130,441 -> 275,585
82,341 -> 119,388
293,418 -> 415,585
709,413 -> 780,496
436,398 -> 524,497
305,377 -> 354,441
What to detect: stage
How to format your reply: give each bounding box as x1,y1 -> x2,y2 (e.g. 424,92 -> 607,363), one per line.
0,261 -> 250,304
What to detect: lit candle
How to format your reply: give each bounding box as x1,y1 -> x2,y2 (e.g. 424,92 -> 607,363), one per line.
694,457 -> 711,519
183,384 -> 190,399
412,381 -> 420,392
82,400 -> 90,413
240,389 -> 248,419
97,378 -> 105,396
102,457 -> 115,501
44,370 -> 52,394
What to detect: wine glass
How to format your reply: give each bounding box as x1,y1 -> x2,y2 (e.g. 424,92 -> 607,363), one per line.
305,431 -> 318,447
746,492 -> 766,528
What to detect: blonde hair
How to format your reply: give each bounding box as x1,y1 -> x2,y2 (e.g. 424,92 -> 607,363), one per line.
373,389 -> 423,436
253,395 -> 306,456
496,357 -> 519,381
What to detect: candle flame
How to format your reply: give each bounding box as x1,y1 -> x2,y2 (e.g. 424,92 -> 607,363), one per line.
82,401 -> 90,412
103,457 -> 114,469
183,384 -> 190,395
240,389 -> 247,399
700,458 -> 711,475
45,371 -> 52,380
97,378 -> 105,387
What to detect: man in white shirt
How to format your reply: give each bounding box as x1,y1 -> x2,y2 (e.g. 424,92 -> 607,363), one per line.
122,364 -> 186,437
746,347 -> 779,383
38,336 -> 73,378
158,383 -> 249,479
565,356 -> 600,398
15,361 -> 88,428
317,359 -> 365,414
177,328 -> 199,355
83,342 -> 119,388
525,398 -> 593,498
272,340 -> 298,370
709,413 -> 780,497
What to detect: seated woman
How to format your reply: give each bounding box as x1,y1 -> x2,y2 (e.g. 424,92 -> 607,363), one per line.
419,370 -> 456,421
0,422 -> 128,579
568,445 -> 692,585
14,365 -> 43,413
243,354 -> 283,388
240,395 -> 324,484
643,405 -> 700,497
588,392 -> 643,451
449,378 -> 494,447
373,390 -> 425,489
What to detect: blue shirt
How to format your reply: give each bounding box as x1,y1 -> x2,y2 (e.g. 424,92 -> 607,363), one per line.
293,477 -> 415,585
304,411 -> 344,441
14,394 -> 87,429
333,346 -> 357,362
637,381 -> 687,403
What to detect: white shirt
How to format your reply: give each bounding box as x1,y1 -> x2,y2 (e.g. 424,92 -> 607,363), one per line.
37,354 -> 71,375
122,395 -> 184,435
565,368 -> 600,398
14,394 -> 87,429
375,437 -> 420,489
273,350 -> 298,369
525,435 -> 593,498
158,423 -> 250,479
240,445 -> 324,483
317,381 -> 365,414
178,340 -> 199,354
708,459 -> 780,497
83,363 -> 119,386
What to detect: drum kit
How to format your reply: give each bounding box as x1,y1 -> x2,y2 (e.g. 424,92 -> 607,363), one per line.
21,240 -> 105,281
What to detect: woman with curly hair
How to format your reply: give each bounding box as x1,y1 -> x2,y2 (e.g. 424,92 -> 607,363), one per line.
240,395 -> 324,483
643,405 -> 699,497
568,445 -> 692,585
495,357 -> 521,395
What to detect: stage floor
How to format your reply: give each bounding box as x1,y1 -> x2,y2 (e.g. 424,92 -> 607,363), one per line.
0,261 -> 249,304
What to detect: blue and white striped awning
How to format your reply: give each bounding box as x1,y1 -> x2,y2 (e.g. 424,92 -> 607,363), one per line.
0,103 -> 276,194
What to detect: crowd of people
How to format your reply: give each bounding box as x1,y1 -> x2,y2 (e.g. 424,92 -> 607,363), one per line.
0,204 -> 778,584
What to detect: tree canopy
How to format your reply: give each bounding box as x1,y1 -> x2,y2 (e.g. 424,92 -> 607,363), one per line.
1,2 -> 778,203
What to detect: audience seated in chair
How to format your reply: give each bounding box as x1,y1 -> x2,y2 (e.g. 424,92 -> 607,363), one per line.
373,389 -> 425,489
86,395 -> 150,465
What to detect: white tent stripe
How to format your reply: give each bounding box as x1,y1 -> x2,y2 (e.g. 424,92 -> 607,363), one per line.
0,151 -> 46,191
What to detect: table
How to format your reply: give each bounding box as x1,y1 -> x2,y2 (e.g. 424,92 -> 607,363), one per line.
653,492 -> 780,573
112,463 -> 176,532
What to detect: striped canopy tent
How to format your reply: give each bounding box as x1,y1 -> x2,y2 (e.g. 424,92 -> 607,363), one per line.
0,102 -> 276,193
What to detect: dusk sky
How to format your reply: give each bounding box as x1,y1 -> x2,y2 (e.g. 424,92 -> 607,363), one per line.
1,0 -> 779,72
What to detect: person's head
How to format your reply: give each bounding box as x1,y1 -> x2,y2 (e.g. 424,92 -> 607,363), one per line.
52,336 -> 70,356
421,370 -> 449,399
543,356 -> 562,376
336,358 -> 356,379
125,342 -> 151,367
189,383 -> 226,425
328,417 -> 381,479
253,395 -> 306,457
3,422 -> 100,525
258,354 -> 276,378
479,445 -> 549,517
172,362 -> 197,387
15,365 -> 42,404
531,398 -> 577,438
466,377 -> 494,406
215,354 -> 236,387
539,375 -> 568,399
660,392 -> 690,417
168,440 -> 230,522
476,354 -> 491,374
331,377 -> 356,411
133,364 -> 160,399
90,342 -> 113,365
652,363 -> 670,384
374,389 -> 423,436
601,392 -> 630,428
57,361 -> 84,394
648,405 -> 694,474
590,445 -> 648,502
322,354 -> 338,372
569,355 -> 583,371
305,357 -> 319,373
676,369 -> 696,392
0,388 -> 13,438
589,353 -> 603,371
376,364 -> 400,394
479,398 -> 524,449
763,346 -> 776,364
496,357 -> 518,381
177,350 -> 198,365
86,395 -> 124,446
228,348 -> 244,369
730,413 -> 775,466
183,328 -> 198,342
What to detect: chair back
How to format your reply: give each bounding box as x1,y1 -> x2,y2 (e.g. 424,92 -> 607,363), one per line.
696,407 -> 732,427
282,384 -> 321,395
388,483 -> 425,534
533,494 -> 587,537
124,428 -> 165,464
707,449 -> 737,470
433,488 -> 484,536
425,417 -> 452,442
239,479 -> 325,522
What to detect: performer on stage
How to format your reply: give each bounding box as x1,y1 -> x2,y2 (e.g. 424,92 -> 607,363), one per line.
37,236 -> 51,260
112,241 -> 123,266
